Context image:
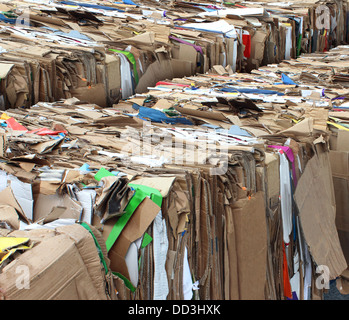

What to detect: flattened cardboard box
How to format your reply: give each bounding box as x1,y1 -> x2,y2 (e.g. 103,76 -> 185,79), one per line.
295,146 -> 347,280
0,234 -> 101,300
55,224 -> 110,299
330,133 -> 349,268
232,191 -> 268,300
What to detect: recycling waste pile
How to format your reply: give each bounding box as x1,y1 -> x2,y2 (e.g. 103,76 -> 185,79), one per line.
1,0 -> 349,301
0,0 -> 348,109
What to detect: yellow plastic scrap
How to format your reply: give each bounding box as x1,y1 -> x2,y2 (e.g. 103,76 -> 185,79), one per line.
327,121 -> 349,131
0,237 -> 30,252
0,238 -> 33,266
16,244 -> 33,250
0,249 -> 16,265
0,113 -> 11,120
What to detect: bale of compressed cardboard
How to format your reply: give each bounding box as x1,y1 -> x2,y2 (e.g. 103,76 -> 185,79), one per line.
0,224 -> 115,300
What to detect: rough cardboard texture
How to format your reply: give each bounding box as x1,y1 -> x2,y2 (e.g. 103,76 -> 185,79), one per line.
330,151 -> 349,178
295,147 -> 347,279
0,224 -> 115,300
330,147 -> 349,268
232,191 -> 268,300
333,177 -> 349,265
55,224 -> 109,300
265,152 -> 280,210
0,234 -> 101,300
336,131 -> 349,152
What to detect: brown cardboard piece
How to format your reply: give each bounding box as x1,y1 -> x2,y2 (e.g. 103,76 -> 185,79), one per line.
130,176 -> 175,197
178,43 -> 198,74
107,197 -> 160,281
43,206 -> 67,224
232,191 -> 268,299
171,59 -> 193,78
295,146 -> 347,279
135,58 -> 172,94
0,186 -> 29,224
94,176 -> 133,222
332,174 -> 349,266
70,83 -> 108,108
249,30 -> 268,68
0,233 -> 104,299
336,130 -> 349,152
0,204 -> 20,230
33,192 -> 82,223
174,105 -> 229,122
264,152 -> 280,210
55,224 -> 110,299
330,148 -> 349,267
330,150 -> 349,179
105,54 -> 121,105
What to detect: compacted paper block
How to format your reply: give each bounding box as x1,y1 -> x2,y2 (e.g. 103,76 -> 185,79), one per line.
0,234 -> 101,300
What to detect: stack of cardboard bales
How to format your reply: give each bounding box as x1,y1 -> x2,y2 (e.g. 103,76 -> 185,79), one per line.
0,0 -> 349,301
1,45 -> 349,300
0,0 -> 348,109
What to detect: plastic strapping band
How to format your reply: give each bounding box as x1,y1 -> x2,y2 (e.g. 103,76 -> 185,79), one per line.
109,49 -> 139,84
105,184 -> 162,252
80,222 -> 109,275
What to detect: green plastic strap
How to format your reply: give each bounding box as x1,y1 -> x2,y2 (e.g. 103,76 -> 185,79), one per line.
141,232 -> 153,249
94,167 -> 115,182
105,184 -> 162,252
105,187 -> 146,251
80,222 -> 109,275
296,34 -> 302,57
113,272 -> 136,292
129,183 -> 162,207
109,49 -> 139,85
